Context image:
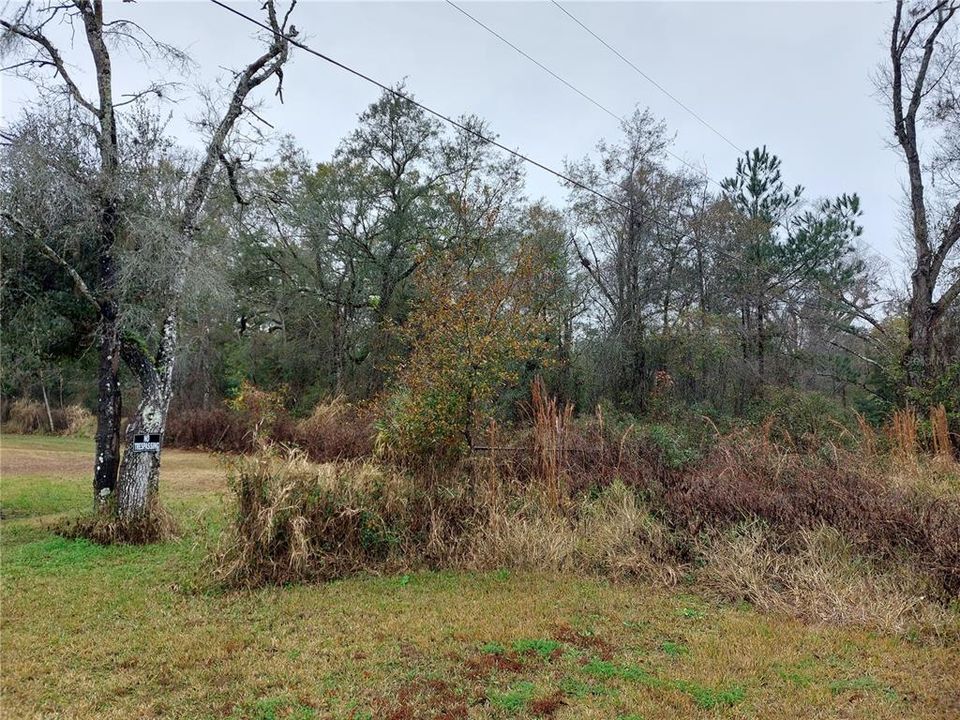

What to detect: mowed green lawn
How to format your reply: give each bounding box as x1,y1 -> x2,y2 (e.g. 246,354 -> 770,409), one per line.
1,434 -> 958,720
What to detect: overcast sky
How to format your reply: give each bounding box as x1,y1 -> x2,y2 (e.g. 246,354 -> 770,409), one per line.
1,0 -> 908,284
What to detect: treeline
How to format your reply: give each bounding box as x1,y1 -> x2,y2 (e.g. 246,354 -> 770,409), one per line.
2,86 -> 959,456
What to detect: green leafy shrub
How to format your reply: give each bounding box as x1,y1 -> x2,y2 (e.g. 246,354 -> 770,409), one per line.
638,422 -> 700,469
749,387 -> 857,449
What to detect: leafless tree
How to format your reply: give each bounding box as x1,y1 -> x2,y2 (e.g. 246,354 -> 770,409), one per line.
885,0 -> 960,388
1,0 -> 297,520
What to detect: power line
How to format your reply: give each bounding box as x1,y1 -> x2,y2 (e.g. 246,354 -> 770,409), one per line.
445,0 -> 620,125
444,0 -> 723,189
206,0 -> 629,213
209,1 -> 903,289
209,0 -> 735,276
551,1 -> 745,156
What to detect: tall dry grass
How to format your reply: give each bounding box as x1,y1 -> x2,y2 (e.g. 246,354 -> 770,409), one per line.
698,522 -> 954,634
930,404 -> 954,461
530,376 -> 573,511
3,399 -> 95,436
889,407 -> 919,458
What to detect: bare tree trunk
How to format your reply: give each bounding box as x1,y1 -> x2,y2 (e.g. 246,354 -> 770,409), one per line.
888,0 -> 959,393
905,271 -> 939,385
113,4 -> 296,517
92,194 -> 125,507
39,371 -> 54,434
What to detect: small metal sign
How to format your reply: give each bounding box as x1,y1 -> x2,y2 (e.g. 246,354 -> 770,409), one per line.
132,433 -> 161,452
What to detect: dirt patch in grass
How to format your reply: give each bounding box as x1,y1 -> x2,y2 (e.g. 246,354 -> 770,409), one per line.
373,677 -> 469,720
0,445 -> 93,478
552,622 -> 615,660
528,691 -> 566,717
464,651 -> 524,678
1,434 -> 226,502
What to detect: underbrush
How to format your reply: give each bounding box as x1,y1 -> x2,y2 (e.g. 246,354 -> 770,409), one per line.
210,431 -> 960,635
666,430 -> 960,600
2,399 -> 95,436
697,522 -> 953,633
165,395 -> 373,462
211,450 -> 684,589
55,501 -> 179,545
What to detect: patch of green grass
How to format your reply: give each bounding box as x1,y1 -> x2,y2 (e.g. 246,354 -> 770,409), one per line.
233,696 -> 317,720
677,607 -> 706,620
829,676 -> 899,701
512,638 -> 562,659
672,680 -> 745,709
480,641 -> 506,655
1,475 -> 88,519
557,676 -> 608,698
0,433 -> 93,453
487,680 -> 535,712
581,659 -> 656,686
3,535 -> 176,577
775,658 -> 816,688
778,669 -> 814,688
581,658 -> 743,709
659,640 -> 689,658
581,658 -> 619,679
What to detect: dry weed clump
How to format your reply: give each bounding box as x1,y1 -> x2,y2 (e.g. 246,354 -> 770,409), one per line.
663,430 -> 960,600
698,522 -> 954,635
211,451 -> 481,587
294,396 -> 374,462
930,404 -> 955,461
165,407 -> 253,453
4,399 -> 95,436
212,448 -> 682,589
164,396 -> 373,460
56,501 -> 178,545
62,404 -> 97,436
464,480 -> 682,584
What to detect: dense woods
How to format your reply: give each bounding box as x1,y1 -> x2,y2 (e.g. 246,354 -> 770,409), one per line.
1,0 -> 958,526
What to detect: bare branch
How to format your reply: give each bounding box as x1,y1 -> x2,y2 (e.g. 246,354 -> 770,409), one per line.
1,210 -> 101,313
218,152 -> 249,206
1,11 -> 99,115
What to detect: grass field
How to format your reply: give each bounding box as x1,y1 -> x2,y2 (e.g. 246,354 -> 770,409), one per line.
2,434 -> 959,719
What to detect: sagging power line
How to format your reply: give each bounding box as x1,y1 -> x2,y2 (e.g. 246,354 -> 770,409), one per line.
444,0 -> 722,189
208,0 -> 637,211
550,0 -> 745,155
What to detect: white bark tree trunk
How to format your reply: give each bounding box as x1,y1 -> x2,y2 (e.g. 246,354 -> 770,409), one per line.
116,317 -> 177,517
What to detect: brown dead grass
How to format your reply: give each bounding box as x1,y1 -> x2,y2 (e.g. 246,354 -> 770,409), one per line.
0,435 -> 227,503
698,522 -> 953,634
56,500 -> 179,544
